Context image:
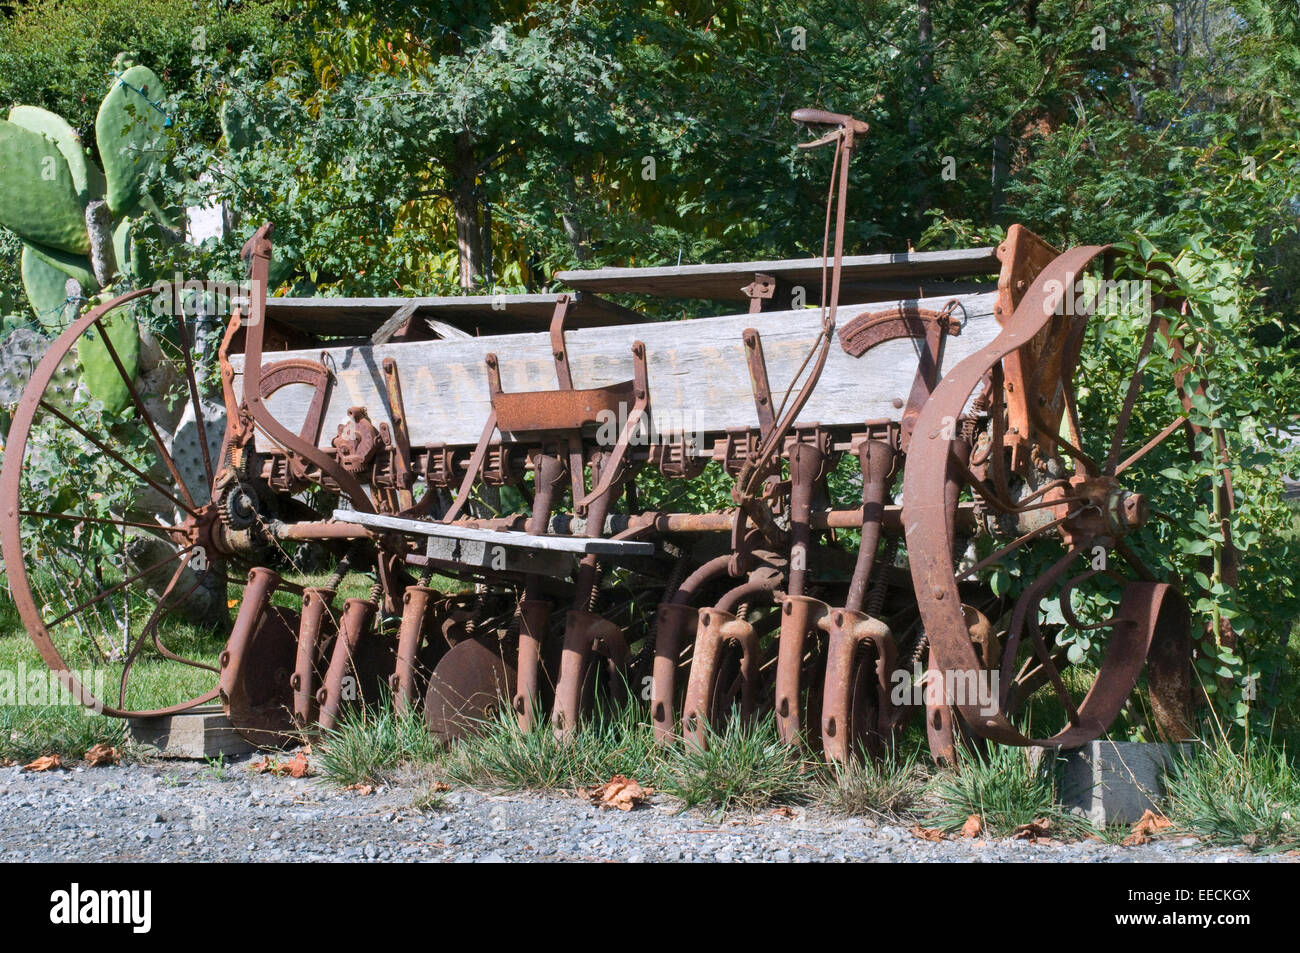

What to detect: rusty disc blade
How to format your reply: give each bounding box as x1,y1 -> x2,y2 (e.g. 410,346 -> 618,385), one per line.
223,606 -> 301,748
424,636 -> 516,743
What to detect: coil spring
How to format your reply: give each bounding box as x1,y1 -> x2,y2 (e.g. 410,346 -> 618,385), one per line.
901,630 -> 929,672
865,535 -> 899,620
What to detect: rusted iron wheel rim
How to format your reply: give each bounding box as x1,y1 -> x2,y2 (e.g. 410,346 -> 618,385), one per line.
0,287 -> 243,717
903,247 -> 1200,747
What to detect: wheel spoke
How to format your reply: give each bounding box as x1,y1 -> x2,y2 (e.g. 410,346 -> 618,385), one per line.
1027,614 -> 1080,726
92,316 -> 199,512
118,550 -> 195,707
148,567 -> 224,673
955,514 -> 1072,583
45,544 -> 196,630
21,509 -> 177,534
1114,415 -> 1188,475
1000,544 -> 1088,710
38,400 -> 196,516
1114,537 -> 1158,582
173,301 -> 217,488
1105,310 -> 1162,474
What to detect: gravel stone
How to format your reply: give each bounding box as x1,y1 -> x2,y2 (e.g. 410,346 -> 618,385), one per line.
0,758 -> 1283,863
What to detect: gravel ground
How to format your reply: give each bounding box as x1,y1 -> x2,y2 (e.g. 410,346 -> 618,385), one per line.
0,756 -> 1289,863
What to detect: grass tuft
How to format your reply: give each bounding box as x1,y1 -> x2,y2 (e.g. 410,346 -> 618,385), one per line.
658,715 -> 811,813
817,744 -> 928,819
315,699 -> 440,788
1165,736 -> 1300,852
445,701 -> 659,791
927,745 -> 1086,838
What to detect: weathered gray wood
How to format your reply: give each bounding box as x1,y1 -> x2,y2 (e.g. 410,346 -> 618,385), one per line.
230,292 -> 1001,449
254,290 -> 637,336
128,706 -> 256,759
334,508 -> 655,555
424,535 -> 573,578
555,248 -> 1000,300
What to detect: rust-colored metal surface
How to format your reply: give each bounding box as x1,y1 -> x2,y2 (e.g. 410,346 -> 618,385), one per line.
0,105 -> 1214,771
425,636 -> 516,743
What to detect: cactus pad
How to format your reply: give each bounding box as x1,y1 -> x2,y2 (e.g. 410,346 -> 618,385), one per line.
77,304 -> 140,415
0,119 -> 92,255
96,65 -> 170,218
7,105 -> 104,208
20,244 -> 82,324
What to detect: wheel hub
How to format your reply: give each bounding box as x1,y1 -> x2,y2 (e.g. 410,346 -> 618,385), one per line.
1060,474 -> 1147,545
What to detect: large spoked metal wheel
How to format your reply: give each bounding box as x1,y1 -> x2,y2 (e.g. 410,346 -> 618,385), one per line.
904,247 -> 1202,749
0,288 -> 244,717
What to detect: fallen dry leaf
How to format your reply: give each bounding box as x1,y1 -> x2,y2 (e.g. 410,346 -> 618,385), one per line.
1012,818 -> 1053,841
83,744 -> 119,767
281,751 -> 311,778
251,752 -> 312,778
770,806 -> 796,818
23,754 -> 62,772
909,825 -> 945,842
579,775 -> 653,811
345,783 -> 375,795
1122,809 -> 1172,846
429,781 -> 450,793
960,814 -> 982,838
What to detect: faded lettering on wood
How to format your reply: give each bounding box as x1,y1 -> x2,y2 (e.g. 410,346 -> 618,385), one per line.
229,293 -> 1000,449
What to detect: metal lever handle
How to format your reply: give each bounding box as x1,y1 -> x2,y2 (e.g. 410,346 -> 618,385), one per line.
791,108 -> 870,135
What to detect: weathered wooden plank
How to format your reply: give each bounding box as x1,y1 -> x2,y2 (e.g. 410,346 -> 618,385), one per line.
252,290 -> 637,336
423,536 -> 573,578
333,508 -> 655,555
555,248 -> 1000,300
229,292 -> 1001,449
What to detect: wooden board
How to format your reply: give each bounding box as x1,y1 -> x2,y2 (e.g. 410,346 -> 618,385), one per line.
229,292 -> 1002,450
555,248 -> 1000,300
333,509 -> 655,555
249,290 -> 639,337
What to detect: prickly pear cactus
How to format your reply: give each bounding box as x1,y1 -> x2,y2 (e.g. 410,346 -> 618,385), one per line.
0,63 -> 180,412
0,120 -> 91,255
97,65 -> 169,219
77,304 -> 140,415
19,245 -> 80,323
0,327 -> 80,411
25,243 -> 96,301
7,105 -> 106,208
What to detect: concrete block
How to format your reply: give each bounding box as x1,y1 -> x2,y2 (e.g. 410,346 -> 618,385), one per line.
127,705 -> 255,759
1044,741 -> 1186,826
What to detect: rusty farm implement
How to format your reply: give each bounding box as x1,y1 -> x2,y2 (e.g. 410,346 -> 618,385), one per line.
0,110 -> 1210,762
